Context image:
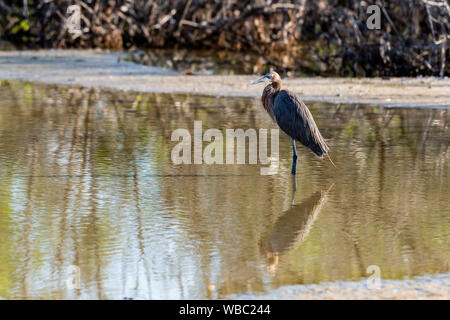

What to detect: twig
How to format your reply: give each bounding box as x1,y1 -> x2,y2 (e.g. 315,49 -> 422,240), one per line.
0,0 -> 12,14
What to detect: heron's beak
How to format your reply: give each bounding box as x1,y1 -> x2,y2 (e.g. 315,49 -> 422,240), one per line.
251,75 -> 269,85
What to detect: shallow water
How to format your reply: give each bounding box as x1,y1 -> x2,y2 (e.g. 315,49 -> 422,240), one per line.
128,49 -> 270,75
0,80 -> 448,299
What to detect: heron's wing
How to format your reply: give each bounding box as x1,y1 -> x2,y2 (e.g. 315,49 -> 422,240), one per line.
273,90 -> 328,156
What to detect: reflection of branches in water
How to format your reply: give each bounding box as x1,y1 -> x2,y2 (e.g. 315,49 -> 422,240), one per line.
54,90 -> 90,299
77,90 -> 104,299
420,111 -> 435,154
20,139 -> 39,298
332,104 -> 448,172
112,98 -> 153,299
1,81 -> 449,298
51,87 -> 108,299
319,104 -> 449,279
132,166 -> 153,299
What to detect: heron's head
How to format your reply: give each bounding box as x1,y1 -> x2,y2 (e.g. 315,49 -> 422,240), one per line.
251,71 -> 281,85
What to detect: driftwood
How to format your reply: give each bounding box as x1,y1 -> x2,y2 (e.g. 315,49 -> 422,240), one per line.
1,0 -> 449,76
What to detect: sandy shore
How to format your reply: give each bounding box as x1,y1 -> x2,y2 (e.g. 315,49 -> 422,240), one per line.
230,272 -> 450,300
1,49 -> 449,108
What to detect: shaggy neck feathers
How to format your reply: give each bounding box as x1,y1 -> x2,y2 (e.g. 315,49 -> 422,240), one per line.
261,80 -> 281,121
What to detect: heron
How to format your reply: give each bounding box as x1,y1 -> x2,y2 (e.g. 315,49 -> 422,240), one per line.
251,71 -> 330,175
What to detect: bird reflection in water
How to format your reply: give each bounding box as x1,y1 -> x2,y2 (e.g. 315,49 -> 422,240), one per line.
261,181 -> 333,275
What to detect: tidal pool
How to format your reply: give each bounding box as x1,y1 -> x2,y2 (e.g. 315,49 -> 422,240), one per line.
0,80 -> 448,299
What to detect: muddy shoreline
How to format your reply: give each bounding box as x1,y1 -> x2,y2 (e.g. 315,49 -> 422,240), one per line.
230,272 -> 450,300
1,50 -> 449,108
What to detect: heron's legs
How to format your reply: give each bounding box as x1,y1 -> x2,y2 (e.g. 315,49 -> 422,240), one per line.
291,139 -> 298,175
290,174 -> 297,206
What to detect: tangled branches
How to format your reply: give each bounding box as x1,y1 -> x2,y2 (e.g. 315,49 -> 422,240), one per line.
1,0 -> 449,76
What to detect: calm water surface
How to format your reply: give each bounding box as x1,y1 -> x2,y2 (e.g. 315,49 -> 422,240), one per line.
0,80 -> 448,299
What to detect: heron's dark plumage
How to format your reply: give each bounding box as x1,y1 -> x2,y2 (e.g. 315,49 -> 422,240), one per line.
273,90 -> 329,157
260,73 -> 329,157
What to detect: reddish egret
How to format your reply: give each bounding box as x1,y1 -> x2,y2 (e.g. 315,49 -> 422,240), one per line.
251,71 -> 330,175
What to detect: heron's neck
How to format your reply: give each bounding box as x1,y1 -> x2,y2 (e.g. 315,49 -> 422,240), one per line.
262,83 -> 281,121
272,80 -> 281,91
